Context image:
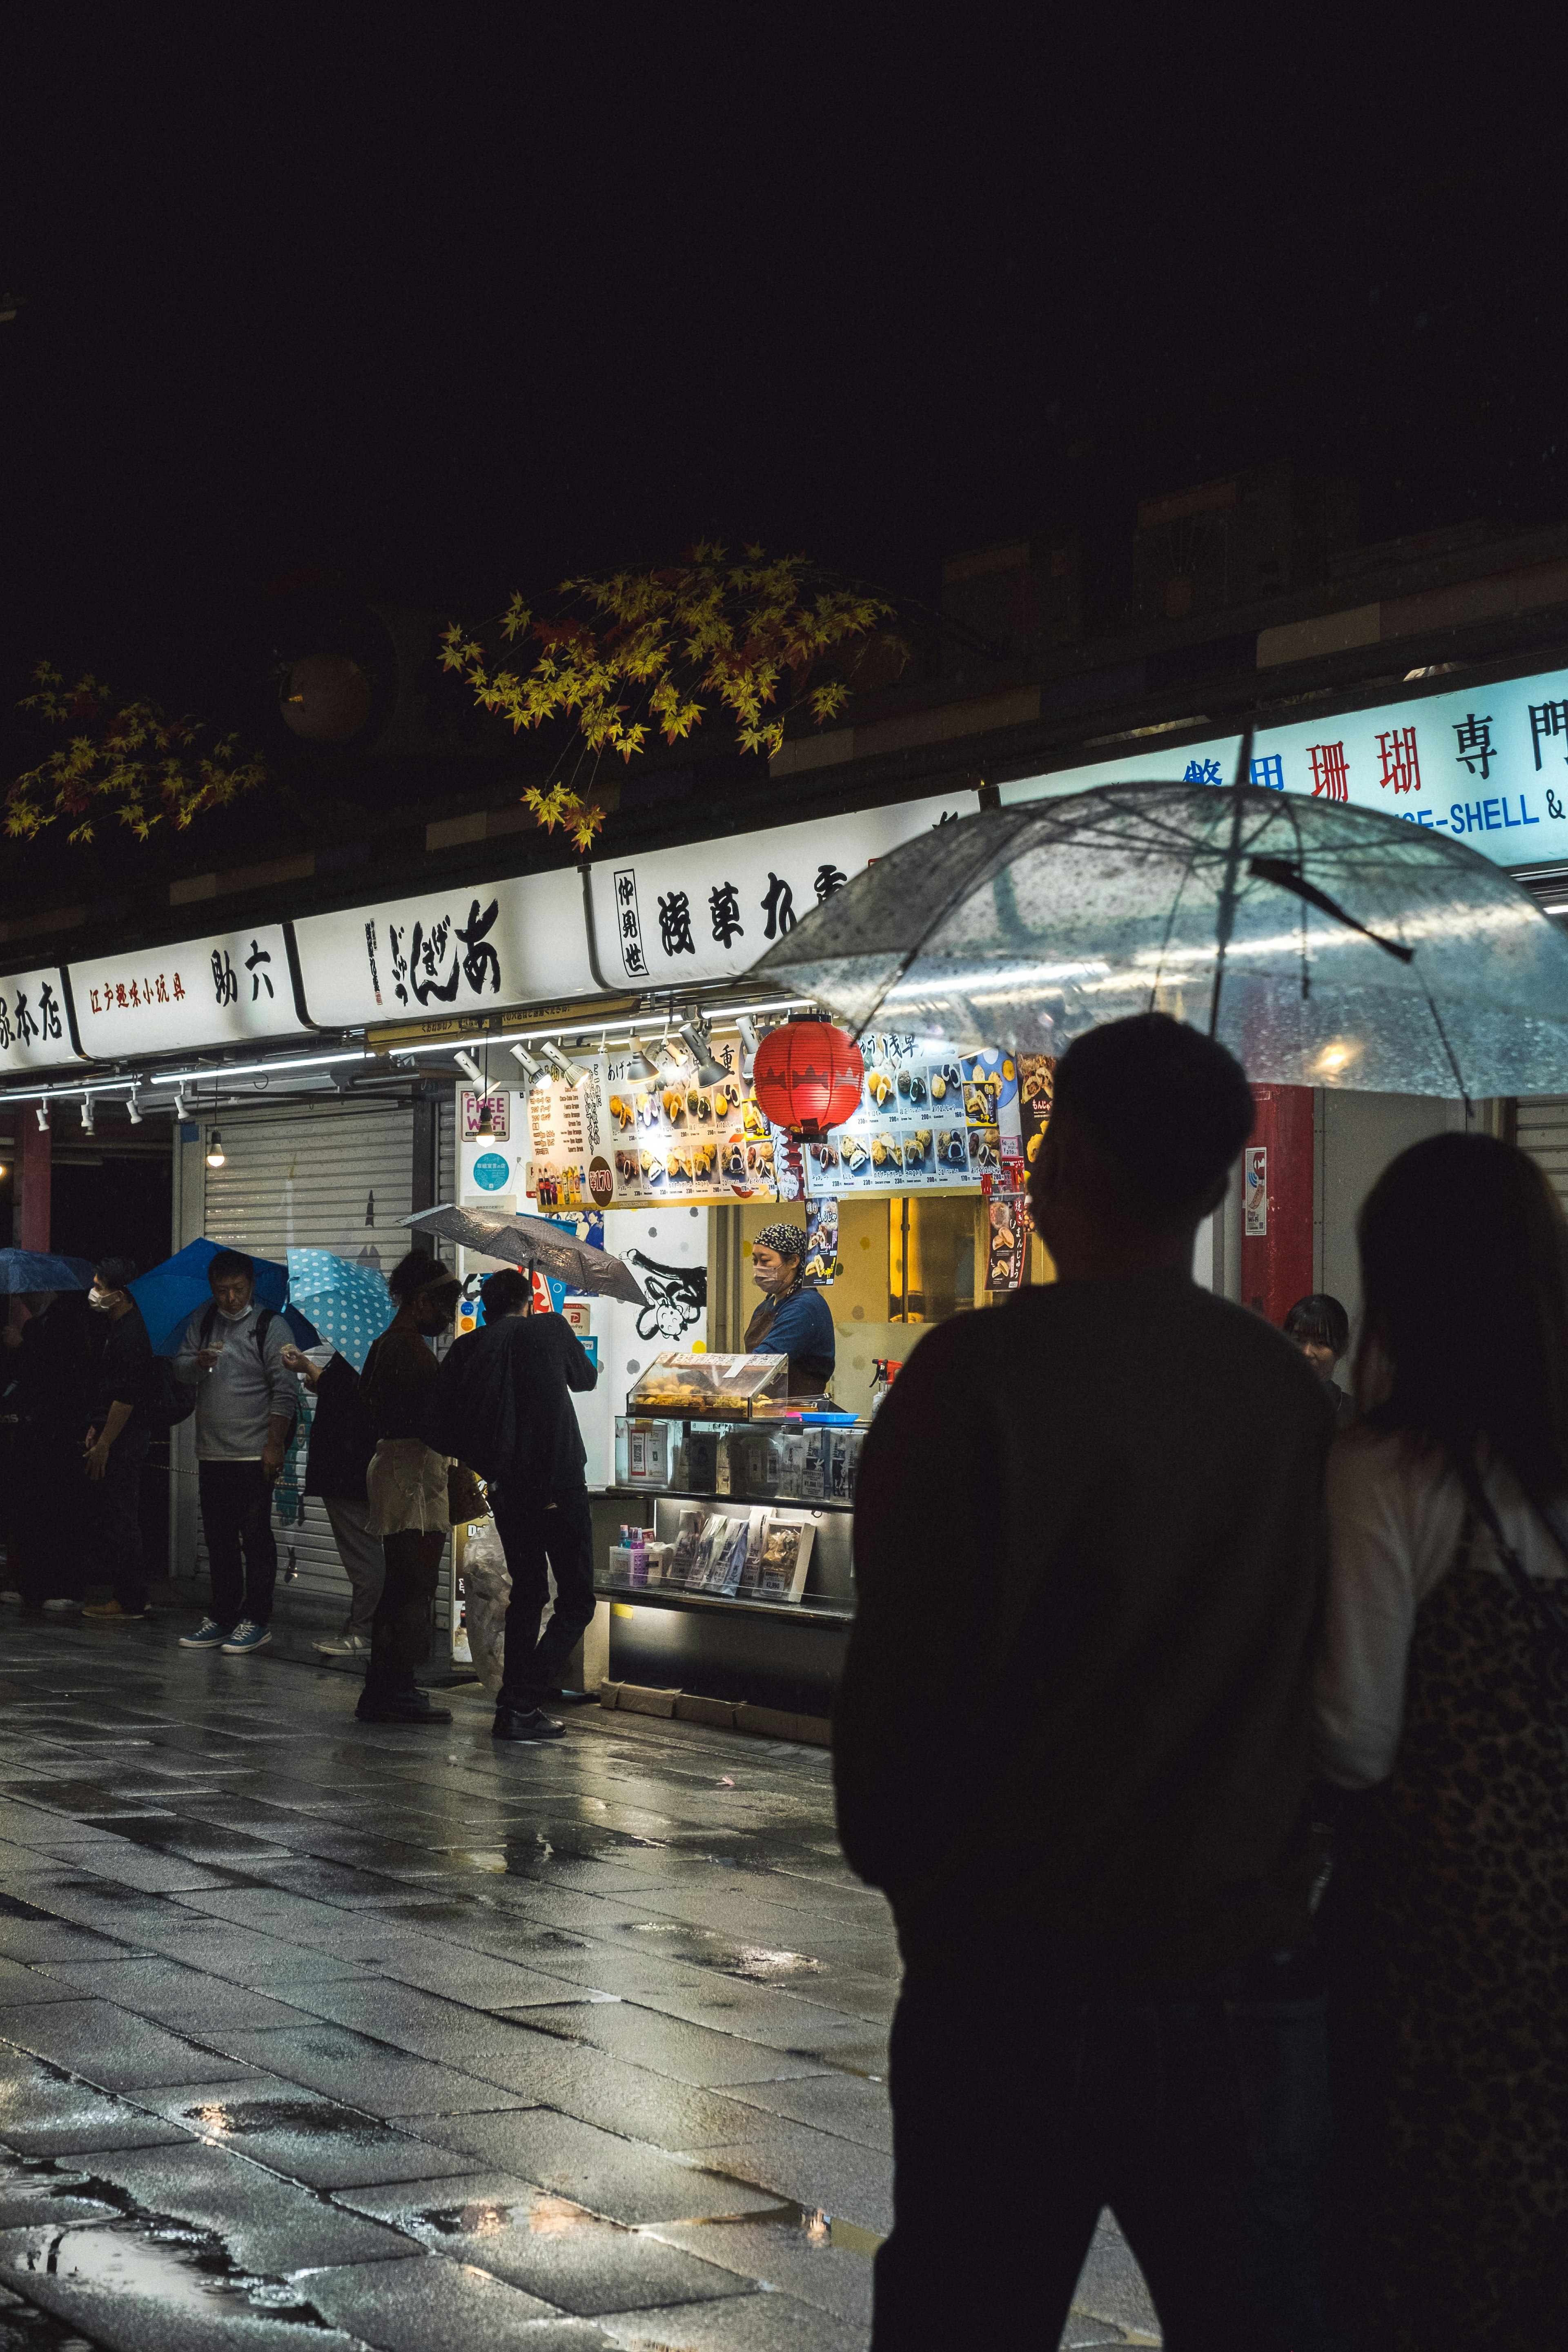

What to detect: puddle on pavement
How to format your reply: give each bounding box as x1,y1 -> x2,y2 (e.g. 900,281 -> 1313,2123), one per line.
178,2098 -> 380,2139
668,2194 -> 884,2261
0,2154 -> 339,2334
624,1922 -> 824,1980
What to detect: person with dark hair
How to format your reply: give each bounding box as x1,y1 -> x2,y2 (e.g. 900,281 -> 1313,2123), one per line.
355,1252 -> 461,1724
1285,1293 -> 1355,1428
2,1284 -> 96,1613
1317,1134 -> 1568,2348
743,1221 -> 835,1395
174,1247 -> 298,1655
278,1337 -> 383,1657
837,1012 -> 1343,2350
79,1258 -> 158,1624
433,1263 -> 598,1742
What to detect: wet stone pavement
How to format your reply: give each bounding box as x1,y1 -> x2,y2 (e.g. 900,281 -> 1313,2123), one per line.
0,1619 -> 1160,2350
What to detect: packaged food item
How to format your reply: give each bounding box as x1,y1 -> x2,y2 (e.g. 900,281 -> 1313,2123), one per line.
708,1515 -> 753,1597
755,1514 -> 815,1604
802,1429 -> 829,1502
777,1430 -> 808,1499
668,1507 -> 706,1587
627,1353 -> 789,1417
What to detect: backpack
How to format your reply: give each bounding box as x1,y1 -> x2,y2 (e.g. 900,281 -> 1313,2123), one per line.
143,1356 -> 200,1431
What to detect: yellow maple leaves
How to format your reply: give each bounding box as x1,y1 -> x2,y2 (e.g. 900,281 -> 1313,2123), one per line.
7,662 -> 266,845
440,546 -> 899,853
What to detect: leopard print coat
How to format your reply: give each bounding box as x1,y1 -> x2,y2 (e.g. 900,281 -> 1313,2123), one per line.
1335,1552 -> 1568,2349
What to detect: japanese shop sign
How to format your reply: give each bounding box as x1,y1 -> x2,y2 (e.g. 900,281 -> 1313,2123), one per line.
0,967 -> 80,1074
588,792 -> 973,988
67,927 -> 300,1059
292,868 -> 595,1029
1001,660 -> 1568,867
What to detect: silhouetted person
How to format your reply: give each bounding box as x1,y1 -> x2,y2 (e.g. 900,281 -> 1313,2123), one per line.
3,1285 -> 95,1612
79,1258 -> 157,1624
356,1252 -> 460,1725
434,1266 -> 597,1743
836,1013 -> 1343,2352
1318,1135 -> 1568,2349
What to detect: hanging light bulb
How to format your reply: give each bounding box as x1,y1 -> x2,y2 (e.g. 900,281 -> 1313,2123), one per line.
474,1097 -> 495,1137
126,1091 -> 143,1126
80,1094 -> 95,1136
206,1128 -> 226,1168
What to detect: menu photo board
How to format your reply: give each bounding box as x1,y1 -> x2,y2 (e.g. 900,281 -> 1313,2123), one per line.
804,1032 -> 988,1195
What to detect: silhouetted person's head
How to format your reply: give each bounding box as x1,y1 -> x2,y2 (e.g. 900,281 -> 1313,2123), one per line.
388,1250 -> 460,1335
1028,1013 -> 1253,1280
1356,1132 -> 1568,1495
480,1268 -> 532,1320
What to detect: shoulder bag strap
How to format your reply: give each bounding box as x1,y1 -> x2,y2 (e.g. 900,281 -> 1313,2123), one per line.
1451,1452 -> 1568,1707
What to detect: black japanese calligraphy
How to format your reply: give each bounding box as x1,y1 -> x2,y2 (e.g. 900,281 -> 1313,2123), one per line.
760,873 -> 796,938
814,863 -> 848,902
456,898 -> 502,993
212,949 -> 238,1006
658,891 -> 696,958
709,881 -> 744,947
245,940 -> 274,1001
1453,713 -> 1495,780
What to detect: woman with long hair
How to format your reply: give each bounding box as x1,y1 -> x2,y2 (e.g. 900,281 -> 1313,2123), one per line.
1317,1132 -> 1568,2349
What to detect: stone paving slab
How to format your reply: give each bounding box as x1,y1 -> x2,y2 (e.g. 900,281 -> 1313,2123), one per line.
0,1615 -> 1163,2348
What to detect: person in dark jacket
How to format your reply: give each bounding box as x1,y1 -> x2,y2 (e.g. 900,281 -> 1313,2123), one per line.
835,1014 -> 1343,2352
79,1257 -> 158,1624
356,1252 -> 461,1725
2,1286 -> 95,1611
434,1266 -> 598,1745
743,1223 -> 835,1395
1285,1292 -> 1355,1428
280,1341 -> 383,1656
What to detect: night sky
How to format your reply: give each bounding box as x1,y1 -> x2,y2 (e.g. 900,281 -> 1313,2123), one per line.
6,14 -> 1566,731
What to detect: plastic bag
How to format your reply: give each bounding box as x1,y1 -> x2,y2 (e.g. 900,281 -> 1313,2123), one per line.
462,1519 -> 512,1693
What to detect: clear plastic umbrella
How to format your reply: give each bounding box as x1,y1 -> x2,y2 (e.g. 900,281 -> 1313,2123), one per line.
399,1205 -> 648,1304
748,780 -> 1568,1097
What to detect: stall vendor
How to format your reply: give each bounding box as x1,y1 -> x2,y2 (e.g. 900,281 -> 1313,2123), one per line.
744,1223 -> 836,1397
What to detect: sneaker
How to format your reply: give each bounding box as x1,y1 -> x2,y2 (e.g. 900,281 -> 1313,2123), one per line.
220,1620 -> 272,1655
493,1705 -> 566,1743
314,1632 -> 372,1655
41,1598 -> 81,1613
178,1617 -> 230,1650
81,1599 -> 148,1622
355,1688 -> 452,1725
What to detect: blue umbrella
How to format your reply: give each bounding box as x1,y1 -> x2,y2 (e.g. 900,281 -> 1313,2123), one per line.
0,1250 -> 93,1294
130,1238 -> 321,1357
285,1249 -> 393,1372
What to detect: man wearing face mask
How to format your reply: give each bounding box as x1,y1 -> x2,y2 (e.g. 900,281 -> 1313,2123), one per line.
174,1250 -> 299,1657
79,1259 -> 158,1624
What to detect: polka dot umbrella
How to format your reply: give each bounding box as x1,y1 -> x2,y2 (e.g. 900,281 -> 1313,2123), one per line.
285,1249 -> 394,1372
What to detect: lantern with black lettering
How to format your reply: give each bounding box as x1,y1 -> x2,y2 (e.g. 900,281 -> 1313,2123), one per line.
751,1019 -> 865,1141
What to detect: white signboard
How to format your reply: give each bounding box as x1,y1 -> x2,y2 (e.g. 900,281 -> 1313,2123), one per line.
0,967 -> 79,1074
588,792 -> 974,988
68,926 -> 301,1061
294,868 -> 596,1028
1002,661 -> 1568,868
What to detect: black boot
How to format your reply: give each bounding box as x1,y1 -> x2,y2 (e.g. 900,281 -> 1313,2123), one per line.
356,1674 -> 452,1725
493,1700 -> 566,1742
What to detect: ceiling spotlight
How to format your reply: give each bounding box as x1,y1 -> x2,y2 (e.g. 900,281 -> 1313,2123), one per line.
126,1091 -> 143,1126
508,1043 -> 543,1080
205,1127 -> 226,1169
678,1021 -> 733,1091
172,1087 -> 189,1122
80,1094 -> 95,1137
455,1050 -> 486,1089
541,1042 -> 590,1089
35,1102 -> 49,1132
628,1036 -> 664,1079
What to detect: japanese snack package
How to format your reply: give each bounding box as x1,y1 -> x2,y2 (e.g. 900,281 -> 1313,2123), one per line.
708,1515 -> 754,1598
755,1514 -> 815,1605
668,1507 -> 706,1588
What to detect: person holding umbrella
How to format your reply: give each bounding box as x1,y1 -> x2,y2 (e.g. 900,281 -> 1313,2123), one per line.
79,1258 -> 158,1624
432,1265 -> 598,1743
174,1249 -> 299,1656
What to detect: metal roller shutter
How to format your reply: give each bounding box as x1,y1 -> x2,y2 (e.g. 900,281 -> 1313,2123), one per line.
190,1101 -> 454,1633
1516,1097 -> 1568,1214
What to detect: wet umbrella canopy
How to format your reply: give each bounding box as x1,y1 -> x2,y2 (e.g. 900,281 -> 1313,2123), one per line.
0,1250 -> 93,1294
749,783 -> 1568,1097
400,1205 -> 647,1304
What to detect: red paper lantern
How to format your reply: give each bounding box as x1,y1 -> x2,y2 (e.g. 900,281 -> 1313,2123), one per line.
751,1019 -> 865,1140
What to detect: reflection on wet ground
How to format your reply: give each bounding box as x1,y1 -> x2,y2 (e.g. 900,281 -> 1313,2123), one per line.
0,1619 -> 1161,2348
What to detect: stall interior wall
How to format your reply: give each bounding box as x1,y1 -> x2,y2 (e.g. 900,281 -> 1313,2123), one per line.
171,1097 -> 457,1632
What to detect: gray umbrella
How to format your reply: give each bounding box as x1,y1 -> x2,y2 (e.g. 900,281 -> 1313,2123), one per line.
747,780 -> 1568,1098
400,1205 -> 647,1304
